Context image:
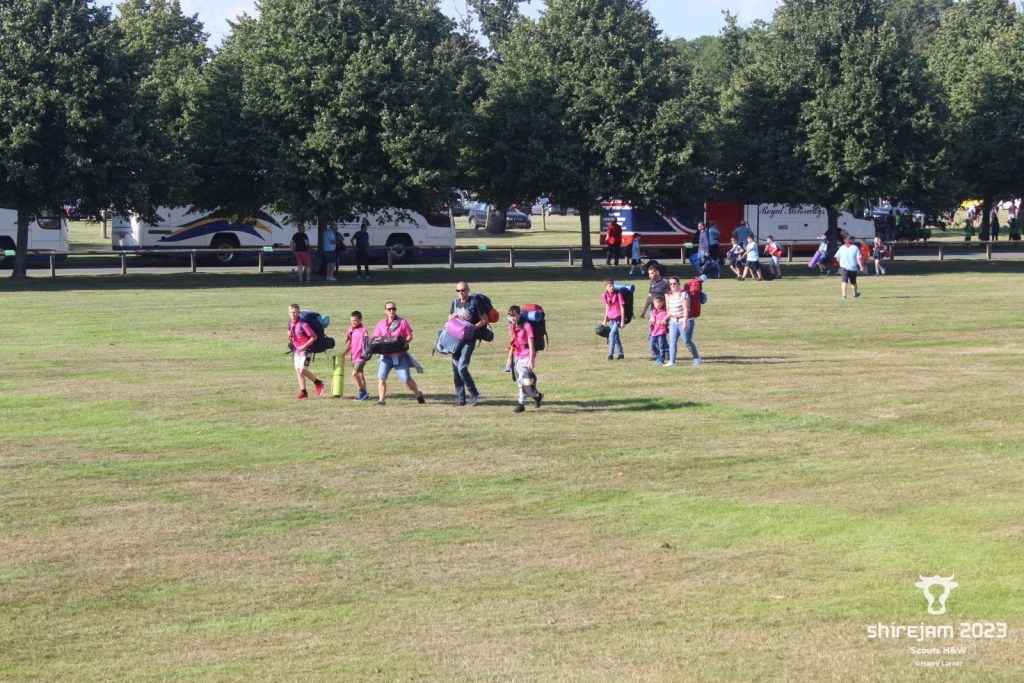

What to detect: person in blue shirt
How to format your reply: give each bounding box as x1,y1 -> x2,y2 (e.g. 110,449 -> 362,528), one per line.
835,235 -> 865,299
323,222 -> 338,281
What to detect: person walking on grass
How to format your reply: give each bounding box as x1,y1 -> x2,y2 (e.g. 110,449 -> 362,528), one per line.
871,237 -> 889,276
639,262 -> 670,361
373,301 -> 425,405
602,278 -> 626,360
740,233 -> 763,281
665,277 -> 700,367
287,304 -> 326,398
627,234 -> 642,275
290,223 -> 312,283
648,295 -> 669,365
448,281 -> 486,406
323,222 -> 338,281
342,310 -> 370,400
836,235 -> 865,299
505,305 -> 542,413
764,235 -> 783,279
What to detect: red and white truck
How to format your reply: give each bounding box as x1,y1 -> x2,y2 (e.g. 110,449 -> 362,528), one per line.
600,201 -> 875,249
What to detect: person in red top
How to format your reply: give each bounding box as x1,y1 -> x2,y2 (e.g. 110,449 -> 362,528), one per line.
602,278 -> 626,360
505,305 -> 542,413
287,304 -> 325,399
605,218 -> 622,266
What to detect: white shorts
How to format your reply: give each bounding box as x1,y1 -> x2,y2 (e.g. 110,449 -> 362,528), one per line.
293,352 -> 312,370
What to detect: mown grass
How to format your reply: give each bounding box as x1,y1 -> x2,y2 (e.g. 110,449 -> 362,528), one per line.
1,262 -> 1023,681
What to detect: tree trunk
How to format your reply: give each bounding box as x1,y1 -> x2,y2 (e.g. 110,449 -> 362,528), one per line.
579,210 -> 594,270
10,206 -> 29,280
825,206 -> 840,256
979,198 -> 991,241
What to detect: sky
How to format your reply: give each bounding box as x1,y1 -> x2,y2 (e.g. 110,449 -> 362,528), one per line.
100,0 -> 780,47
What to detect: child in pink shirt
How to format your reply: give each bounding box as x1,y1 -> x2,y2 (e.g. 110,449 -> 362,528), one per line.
342,310 -> 370,400
602,278 -> 626,360
505,305 -> 542,413
648,295 -> 669,365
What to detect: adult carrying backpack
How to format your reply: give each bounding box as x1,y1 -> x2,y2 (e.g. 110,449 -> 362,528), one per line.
521,304 -> 547,351
289,310 -> 335,353
685,278 -> 706,319
613,283 -> 635,325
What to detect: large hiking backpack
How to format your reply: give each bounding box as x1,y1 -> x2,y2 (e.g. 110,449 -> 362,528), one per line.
685,278 -> 706,318
521,304 -> 547,351
468,292 -> 500,325
613,283 -> 635,325
289,310 -> 335,353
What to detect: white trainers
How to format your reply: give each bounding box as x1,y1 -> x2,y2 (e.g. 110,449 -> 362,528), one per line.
693,358 -> 702,366
664,361 -> 676,367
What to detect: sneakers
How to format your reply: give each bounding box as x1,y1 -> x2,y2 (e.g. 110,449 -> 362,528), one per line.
416,392 -> 426,404
616,354 -> 624,360
513,403 -> 526,413
354,390 -> 369,401
455,399 -> 466,407
314,380 -> 325,397
297,389 -> 308,399
664,361 -> 676,367
607,354 -> 613,360
655,359 -> 664,366
692,357 -> 702,366
377,400 -> 386,406
842,295 -> 847,300
854,292 -> 862,298
534,392 -> 544,409
468,393 -> 480,407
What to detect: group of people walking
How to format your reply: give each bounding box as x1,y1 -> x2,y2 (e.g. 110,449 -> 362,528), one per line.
286,280 -> 544,412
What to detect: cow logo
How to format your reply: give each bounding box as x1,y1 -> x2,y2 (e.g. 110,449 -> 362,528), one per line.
915,575 -> 959,615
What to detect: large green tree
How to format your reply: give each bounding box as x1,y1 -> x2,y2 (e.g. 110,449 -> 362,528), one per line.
0,0 -> 136,279
928,0 -> 1024,238
465,0 -> 705,268
189,0 -> 470,243
717,0 -> 948,240
115,0 -> 210,215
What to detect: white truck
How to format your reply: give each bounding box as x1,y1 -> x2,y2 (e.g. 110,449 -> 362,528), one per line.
112,207 -> 454,264
707,203 -> 875,246
0,208 -> 69,264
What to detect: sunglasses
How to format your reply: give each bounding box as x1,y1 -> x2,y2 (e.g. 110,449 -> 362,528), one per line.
385,307 -> 396,311
455,288 -> 468,293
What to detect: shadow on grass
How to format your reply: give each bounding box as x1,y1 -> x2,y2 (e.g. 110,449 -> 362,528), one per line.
537,397 -> 702,412
701,355 -> 799,365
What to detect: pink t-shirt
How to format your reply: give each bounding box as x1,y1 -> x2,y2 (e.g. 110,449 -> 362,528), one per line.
289,321 -> 315,350
374,317 -> 412,338
510,322 -> 534,359
649,309 -> 668,337
603,290 -> 624,320
347,325 -> 369,362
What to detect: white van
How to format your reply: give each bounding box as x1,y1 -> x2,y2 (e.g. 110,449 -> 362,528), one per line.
0,208 -> 69,263
113,206 -> 453,264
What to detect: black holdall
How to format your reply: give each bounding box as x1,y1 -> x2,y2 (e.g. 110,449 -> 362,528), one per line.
594,324 -> 611,338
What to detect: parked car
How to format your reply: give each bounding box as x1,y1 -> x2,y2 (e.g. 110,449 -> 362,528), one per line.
467,202 -> 532,230
545,204 -> 578,216
872,203 -> 922,221
531,197 -> 550,215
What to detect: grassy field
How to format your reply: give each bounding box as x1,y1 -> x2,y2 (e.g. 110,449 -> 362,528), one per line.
2,261 -> 1023,681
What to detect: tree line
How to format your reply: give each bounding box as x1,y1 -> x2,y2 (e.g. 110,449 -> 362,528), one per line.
3,0 -> 1022,277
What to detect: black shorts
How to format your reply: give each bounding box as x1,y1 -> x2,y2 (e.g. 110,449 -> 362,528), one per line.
841,268 -> 858,285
